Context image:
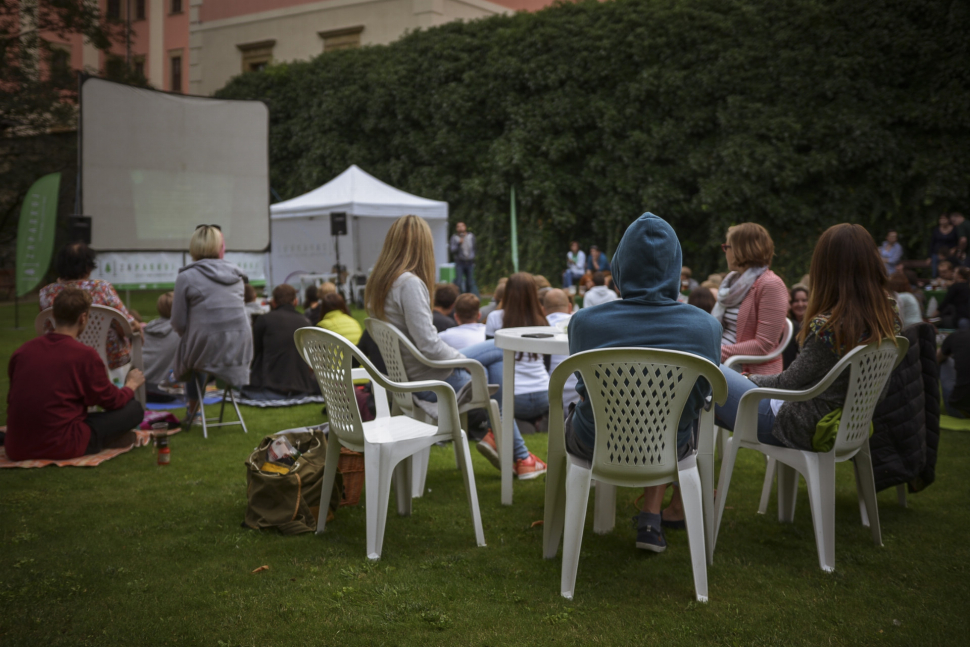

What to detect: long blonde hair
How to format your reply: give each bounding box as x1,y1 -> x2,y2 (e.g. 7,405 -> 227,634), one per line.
366,215 -> 436,320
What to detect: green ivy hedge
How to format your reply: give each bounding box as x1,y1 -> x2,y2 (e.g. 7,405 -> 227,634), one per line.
216,0 -> 970,286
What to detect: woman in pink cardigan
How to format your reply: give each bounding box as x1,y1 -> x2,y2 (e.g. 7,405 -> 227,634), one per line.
713,223 -> 789,375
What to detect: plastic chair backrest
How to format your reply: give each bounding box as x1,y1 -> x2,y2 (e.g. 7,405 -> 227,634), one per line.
364,318 -> 417,416
295,327 -> 366,447
556,347 -> 727,484
36,305 -> 133,369
833,336 -> 907,457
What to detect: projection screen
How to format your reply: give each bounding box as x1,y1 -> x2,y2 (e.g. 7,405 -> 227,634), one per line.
81,77 -> 270,251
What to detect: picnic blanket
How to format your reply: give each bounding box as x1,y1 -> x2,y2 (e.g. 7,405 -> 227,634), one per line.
146,393 -> 223,411
232,390 -> 326,408
0,426 -> 181,469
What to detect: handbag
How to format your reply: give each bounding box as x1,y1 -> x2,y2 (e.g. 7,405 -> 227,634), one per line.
243,427 -> 343,535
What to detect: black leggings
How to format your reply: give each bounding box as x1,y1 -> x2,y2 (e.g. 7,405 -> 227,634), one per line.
84,399 -> 144,454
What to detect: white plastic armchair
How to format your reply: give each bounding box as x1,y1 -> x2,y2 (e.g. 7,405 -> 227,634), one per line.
723,318 -> 795,372
295,327 -> 485,560
542,348 -> 728,602
712,336 -> 908,572
36,305 -> 146,406
365,318 -> 501,497
720,318 -> 794,507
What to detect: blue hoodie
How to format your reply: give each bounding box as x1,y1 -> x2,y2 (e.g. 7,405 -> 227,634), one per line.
568,213 -> 722,450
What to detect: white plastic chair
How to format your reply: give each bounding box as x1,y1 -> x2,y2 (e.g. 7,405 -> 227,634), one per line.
720,318 -> 794,511
365,318 -> 501,498
542,348 -> 728,602
712,337 -> 909,572
296,326 -> 485,560
36,305 -> 146,406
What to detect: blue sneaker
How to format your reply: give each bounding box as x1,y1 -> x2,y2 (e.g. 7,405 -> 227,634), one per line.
632,512 -> 667,553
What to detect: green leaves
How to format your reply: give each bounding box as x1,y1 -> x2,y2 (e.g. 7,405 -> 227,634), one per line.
216,0 -> 970,282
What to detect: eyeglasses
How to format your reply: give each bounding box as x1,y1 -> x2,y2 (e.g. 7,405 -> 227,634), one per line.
721,243 -> 731,251
196,224 -> 222,231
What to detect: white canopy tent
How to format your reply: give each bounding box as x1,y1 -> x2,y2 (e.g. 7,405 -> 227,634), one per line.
269,165 -> 449,288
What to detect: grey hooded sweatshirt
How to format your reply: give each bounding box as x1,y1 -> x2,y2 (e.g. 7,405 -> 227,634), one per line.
143,316 -> 179,389
171,258 -> 253,387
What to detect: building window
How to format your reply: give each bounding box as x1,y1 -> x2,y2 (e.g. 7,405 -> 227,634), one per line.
105,56 -> 126,80
135,0 -> 146,20
237,40 -> 276,73
107,0 -> 122,20
319,27 -> 363,52
133,56 -> 146,80
170,54 -> 182,92
171,0 -> 183,14
48,44 -> 72,84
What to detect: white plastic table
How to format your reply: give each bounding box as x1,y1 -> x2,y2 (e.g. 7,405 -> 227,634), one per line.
493,326 -> 569,505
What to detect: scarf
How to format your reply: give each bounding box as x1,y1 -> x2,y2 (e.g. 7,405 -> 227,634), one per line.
711,266 -> 768,324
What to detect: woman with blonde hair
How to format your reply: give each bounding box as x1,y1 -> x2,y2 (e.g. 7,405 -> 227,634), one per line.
171,225 -> 253,426
715,224 -> 900,449
715,222 -> 789,374
366,215 -> 546,479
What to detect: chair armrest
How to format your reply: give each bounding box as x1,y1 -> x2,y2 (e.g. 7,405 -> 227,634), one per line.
350,367 -> 390,419
724,354 -> 774,370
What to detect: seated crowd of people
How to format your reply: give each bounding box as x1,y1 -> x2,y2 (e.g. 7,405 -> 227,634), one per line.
4,210 -> 954,556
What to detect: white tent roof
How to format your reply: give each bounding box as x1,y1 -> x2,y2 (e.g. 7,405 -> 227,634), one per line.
270,165 -> 448,220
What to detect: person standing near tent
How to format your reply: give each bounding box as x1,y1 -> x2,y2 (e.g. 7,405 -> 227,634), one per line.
450,222 -> 478,296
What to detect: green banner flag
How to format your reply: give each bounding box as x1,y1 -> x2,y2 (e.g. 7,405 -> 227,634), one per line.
510,186 -> 519,273
16,173 -> 61,297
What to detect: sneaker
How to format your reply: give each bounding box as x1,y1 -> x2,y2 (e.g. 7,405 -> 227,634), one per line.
513,453 -> 547,480
632,512 -> 667,553
476,431 -> 501,470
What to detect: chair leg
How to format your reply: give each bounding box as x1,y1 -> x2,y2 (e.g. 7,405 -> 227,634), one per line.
364,443 -> 394,560
679,465 -> 709,603
758,457 -> 777,515
712,436 -> 740,551
592,483 -> 616,535
776,462 -> 799,523
853,460 -> 871,528
217,387 -> 228,423
897,483 -> 907,508
394,456 -> 413,517
196,375 -> 208,439
227,387 -> 248,434
411,446 -> 430,499
561,460 -> 592,600
697,409 -> 717,566
803,453 -> 836,572
316,436 -> 343,534
453,430 -> 486,547
543,429 -> 568,560
854,444 -> 883,546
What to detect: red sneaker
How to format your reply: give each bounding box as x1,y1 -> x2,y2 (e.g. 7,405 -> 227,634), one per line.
514,453 -> 547,480
476,431 -> 501,470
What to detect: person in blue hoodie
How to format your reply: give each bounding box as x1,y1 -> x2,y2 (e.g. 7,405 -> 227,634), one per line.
565,213 -> 722,552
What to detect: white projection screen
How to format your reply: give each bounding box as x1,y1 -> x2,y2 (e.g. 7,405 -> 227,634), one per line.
81,77 -> 270,251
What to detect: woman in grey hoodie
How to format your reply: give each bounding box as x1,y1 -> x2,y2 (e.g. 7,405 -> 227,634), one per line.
171,225 -> 253,423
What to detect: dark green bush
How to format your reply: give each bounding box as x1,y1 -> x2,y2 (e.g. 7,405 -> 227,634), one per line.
216,0 -> 970,285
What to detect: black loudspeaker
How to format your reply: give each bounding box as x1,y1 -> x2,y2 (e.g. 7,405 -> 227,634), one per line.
69,216 -> 92,244
330,212 -> 347,236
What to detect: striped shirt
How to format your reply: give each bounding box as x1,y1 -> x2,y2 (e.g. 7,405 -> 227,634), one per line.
721,306 -> 740,345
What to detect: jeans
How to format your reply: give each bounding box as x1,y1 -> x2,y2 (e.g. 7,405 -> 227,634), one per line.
713,364 -> 785,447
84,399 -> 144,454
415,339 -> 530,460
454,261 -> 478,296
514,390 -> 549,420
562,270 -> 584,288
185,371 -> 209,401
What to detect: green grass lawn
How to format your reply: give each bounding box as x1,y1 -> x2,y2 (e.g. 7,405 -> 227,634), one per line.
2,293 -> 969,645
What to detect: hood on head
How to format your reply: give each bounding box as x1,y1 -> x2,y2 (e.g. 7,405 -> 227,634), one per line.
178,258 -> 247,286
612,212 -> 683,303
